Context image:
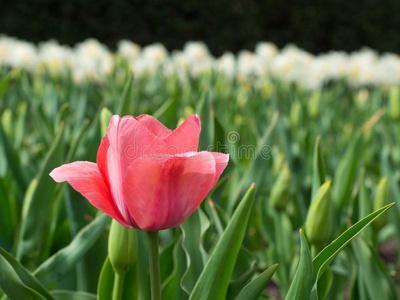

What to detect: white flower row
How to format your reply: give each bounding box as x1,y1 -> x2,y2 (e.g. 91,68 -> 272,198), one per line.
1,35 -> 400,89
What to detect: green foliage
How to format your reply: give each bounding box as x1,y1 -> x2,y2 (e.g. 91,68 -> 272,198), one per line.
190,184 -> 256,300
285,230 -> 313,300
0,68 -> 398,299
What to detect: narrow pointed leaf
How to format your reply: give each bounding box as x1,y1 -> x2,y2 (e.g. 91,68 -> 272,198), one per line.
311,137 -> 326,199
190,183 -> 256,300
180,208 -> 210,294
16,122 -> 64,268
285,230 -> 313,300
97,257 -> 114,300
34,214 -> 109,288
235,264 -> 278,300
0,248 -> 54,300
0,254 -> 46,300
312,202 -> 394,283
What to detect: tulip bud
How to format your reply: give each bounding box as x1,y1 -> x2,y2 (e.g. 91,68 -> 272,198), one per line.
388,87 -> 400,120
272,149 -> 285,177
108,220 -> 137,274
100,107 -> 113,136
372,177 -> 389,231
305,181 -> 332,246
290,100 -> 303,128
1,109 -> 13,138
270,163 -> 291,211
307,91 -> 321,119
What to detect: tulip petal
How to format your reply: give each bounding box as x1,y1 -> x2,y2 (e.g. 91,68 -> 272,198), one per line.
210,152 -> 230,184
122,151 -> 217,230
163,114 -> 201,154
49,162 -> 129,227
136,114 -> 172,140
97,134 -> 110,186
105,115 -> 166,224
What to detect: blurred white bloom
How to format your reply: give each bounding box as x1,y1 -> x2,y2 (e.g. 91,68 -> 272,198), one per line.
183,41 -> 210,62
255,42 -> 278,61
216,52 -> 236,77
37,40 -> 72,75
117,40 -> 141,61
0,36 -> 13,66
181,42 -> 214,77
237,50 -> 262,78
347,48 -> 379,86
376,54 -> 400,86
131,43 -> 168,76
270,45 -> 313,83
72,39 -> 114,82
0,37 -> 37,70
162,51 -> 189,82
1,34 -> 400,88
142,43 -> 168,64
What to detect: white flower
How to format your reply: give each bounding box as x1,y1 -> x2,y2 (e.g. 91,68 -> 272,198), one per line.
117,40 -> 141,61
37,40 -> 73,75
216,52 -> 236,77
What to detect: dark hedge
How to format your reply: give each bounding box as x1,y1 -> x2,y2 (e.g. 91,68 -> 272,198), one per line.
1,0 -> 399,55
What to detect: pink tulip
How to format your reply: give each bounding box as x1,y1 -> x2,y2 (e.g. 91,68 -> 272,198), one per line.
50,114 -> 229,230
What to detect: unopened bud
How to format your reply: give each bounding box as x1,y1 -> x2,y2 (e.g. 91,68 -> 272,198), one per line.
373,177 -> 389,231
108,220 -> 137,274
270,163 -> 291,211
307,91 -> 321,119
388,87 -> 400,120
290,100 -> 303,128
305,181 -> 332,246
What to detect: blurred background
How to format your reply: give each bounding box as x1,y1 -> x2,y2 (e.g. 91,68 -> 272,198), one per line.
1,1 -> 400,299
1,0 -> 400,54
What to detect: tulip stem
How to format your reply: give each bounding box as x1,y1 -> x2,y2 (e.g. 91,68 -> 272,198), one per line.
147,231 -> 161,300
112,272 -> 125,300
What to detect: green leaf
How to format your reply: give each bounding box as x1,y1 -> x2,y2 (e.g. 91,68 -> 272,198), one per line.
235,264 -> 278,300
97,257 -> 114,300
16,122 -> 65,268
312,202 -> 394,283
34,214 -> 109,288
0,248 -> 54,300
228,112 -> 278,213
0,130 -> 7,177
180,208 -> 210,294
0,253 -> 46,300
351,237 -> 397,300
65,119 -> 90,163
0,72 -> 11,98
190,183 -> 256,300
97,255 -> 140,300
161,237 -> 187,300
332,135 -> 360,211
0,179 -> 17,249
100,107 -> 113,137
153,98 -> 175,120
226,263 -> 257,300
0,112 -> 28,192
285,230 -> 313,300
14,101 -> 28,149
311,137 -> 326,199
51,291 -> 96,300
196,90 -> 214,151
119,75 -> 134,115
314,268 -> 333,300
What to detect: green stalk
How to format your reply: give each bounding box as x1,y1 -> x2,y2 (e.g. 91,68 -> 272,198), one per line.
112,272 -> 125,300
147,231 -> 161,300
